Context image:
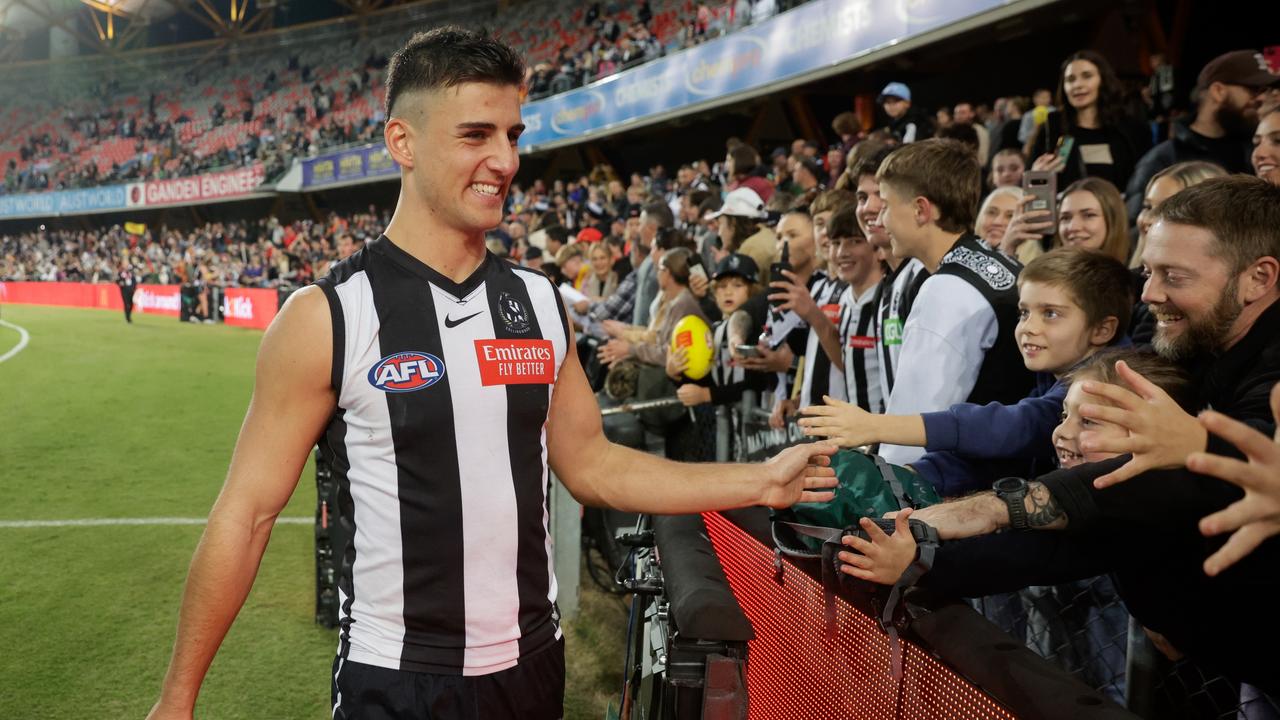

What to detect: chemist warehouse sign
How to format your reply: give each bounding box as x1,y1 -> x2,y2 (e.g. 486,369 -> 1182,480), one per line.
519,0 -> 1012,149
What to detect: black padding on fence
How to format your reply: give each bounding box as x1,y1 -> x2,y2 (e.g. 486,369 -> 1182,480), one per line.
653,513 -> 754,642
907,592 -> 1141,720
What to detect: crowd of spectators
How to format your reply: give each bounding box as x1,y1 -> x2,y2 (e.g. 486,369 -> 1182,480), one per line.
0,0 -> 805,197
7,31 -> 1280,715
0,207 -> 387,290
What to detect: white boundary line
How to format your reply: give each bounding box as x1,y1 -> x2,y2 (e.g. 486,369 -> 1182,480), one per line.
0,319 -> 30,363
0,516 -> 312,528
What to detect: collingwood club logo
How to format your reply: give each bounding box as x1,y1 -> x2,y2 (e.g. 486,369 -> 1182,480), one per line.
498,292 -> 530,334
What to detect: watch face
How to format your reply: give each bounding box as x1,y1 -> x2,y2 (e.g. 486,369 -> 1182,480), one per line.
994,477 -> 1025,494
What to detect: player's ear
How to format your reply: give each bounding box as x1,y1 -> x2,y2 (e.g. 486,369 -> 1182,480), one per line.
384,116 -> 414,170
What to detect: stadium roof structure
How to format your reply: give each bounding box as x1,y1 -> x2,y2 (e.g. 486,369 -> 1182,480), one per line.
0,0 -> 425,64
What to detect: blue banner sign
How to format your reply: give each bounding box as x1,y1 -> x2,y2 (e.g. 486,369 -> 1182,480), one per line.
518,0 -> 1012,148
0,183 -> 132,219
301,143 -> 399,188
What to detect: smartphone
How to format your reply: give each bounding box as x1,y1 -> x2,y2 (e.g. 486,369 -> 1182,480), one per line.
769,240 -> 791,308
1055,135 -> 1075,166
735,344 -> 762,358
1022,170 -> 1057,234
689,264 -> 708,282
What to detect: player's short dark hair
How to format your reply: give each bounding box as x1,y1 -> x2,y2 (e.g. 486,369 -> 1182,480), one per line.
385,26 -> 526,116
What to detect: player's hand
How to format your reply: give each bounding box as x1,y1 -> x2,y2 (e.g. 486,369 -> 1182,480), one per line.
676,383 -> 711,407
1078,360 -> 1208,488
768,269 -> 817,321
1187,383 -> 1280,576
798,395 -> 877,447
597,339 -> 632,366
838,509 -> 918,585
759,442 -> 838,508
738,341 -> 792,373
665,346 -> 690,380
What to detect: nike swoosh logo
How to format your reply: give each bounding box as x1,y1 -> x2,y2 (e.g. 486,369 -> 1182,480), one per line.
444,311 -> 483,328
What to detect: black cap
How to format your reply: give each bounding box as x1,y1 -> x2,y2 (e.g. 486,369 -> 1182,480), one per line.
713,253 -> 759,284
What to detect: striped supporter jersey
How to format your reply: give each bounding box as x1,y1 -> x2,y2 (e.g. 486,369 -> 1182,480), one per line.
314,235 -> 569,676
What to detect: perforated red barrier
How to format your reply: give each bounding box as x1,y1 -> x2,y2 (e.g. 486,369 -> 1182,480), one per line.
703,511 -> 1017,720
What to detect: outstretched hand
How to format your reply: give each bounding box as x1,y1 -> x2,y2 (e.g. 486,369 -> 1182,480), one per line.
1187,383 -> 1280,577
1078,360 -> 1207,488
760,442 -> 838,508
838,508 -> 918,585
797,395 -> 877,447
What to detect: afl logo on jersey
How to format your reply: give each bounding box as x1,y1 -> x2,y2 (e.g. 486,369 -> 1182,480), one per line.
497,291 -> 531,334
368,351 -> 445,393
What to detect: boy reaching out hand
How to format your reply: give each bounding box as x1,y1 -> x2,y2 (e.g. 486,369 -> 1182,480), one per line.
800,248 -> 1133,496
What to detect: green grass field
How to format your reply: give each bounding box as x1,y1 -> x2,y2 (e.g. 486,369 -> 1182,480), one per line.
0,304 -> 624,719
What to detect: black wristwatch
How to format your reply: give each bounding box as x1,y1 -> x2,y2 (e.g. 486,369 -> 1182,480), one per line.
993,477 -> 1030,531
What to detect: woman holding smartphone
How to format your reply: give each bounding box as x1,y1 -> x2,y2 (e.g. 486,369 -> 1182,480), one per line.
1027,50 -> 1151,190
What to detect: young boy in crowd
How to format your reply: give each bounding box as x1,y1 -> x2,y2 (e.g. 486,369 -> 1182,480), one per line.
797,203 -> 887,412
838,348 -> 1193,607
850,147 -> 930,407
668,253 -> 769,406
872,139 -> 1033,467
800,248 -> 1133,494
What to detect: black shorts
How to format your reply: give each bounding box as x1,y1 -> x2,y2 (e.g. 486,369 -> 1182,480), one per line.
330,639 -> 565,720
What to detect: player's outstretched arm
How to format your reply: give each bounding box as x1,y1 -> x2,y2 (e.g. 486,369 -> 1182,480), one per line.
148,287 -> 336,719
547,329 -> 837,514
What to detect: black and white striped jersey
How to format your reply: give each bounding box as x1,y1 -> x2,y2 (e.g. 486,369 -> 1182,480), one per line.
798,273 -> 847,409
838,283 -> 884,413
314,235 -> 570,677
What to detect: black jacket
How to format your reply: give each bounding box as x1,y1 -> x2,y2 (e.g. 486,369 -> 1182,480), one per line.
924,297 -> 1280,693
1124,118 -> 1254,222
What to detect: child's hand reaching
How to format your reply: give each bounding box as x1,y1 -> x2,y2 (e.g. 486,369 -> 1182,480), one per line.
798,396 -> 877,447
838,509 -> 918,585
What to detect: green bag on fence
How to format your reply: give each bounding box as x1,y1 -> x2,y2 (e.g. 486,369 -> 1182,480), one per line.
769,447 -> 944,680
771,448 -> 942,557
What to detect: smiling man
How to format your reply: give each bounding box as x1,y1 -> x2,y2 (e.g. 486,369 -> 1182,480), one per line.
145,28 -> 836,720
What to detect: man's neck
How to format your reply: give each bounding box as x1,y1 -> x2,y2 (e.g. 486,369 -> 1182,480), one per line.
917,229 -> 965,273
1222,293 -> 1280,351
883,253 -> 903,272
384,193 -> 487,283
1189,108 -> 1226,139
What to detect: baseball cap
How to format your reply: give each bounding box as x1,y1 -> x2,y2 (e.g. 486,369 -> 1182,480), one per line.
706,187 -> 768,220
1197,50 -> 1280,91
713,253 -> 760,284
877,82 -> 912,104
576,227 -> 603,243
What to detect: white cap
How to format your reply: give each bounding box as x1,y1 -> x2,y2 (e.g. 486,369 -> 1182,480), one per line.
707,187 -> 768,220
